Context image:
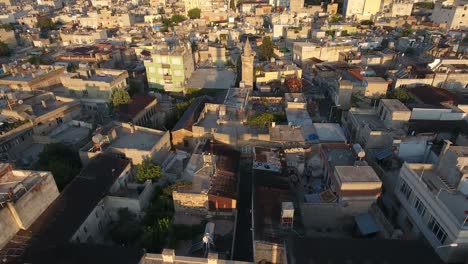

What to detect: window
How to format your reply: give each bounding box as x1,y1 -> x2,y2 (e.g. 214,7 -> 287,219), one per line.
428,216 -> 447,244
400,180 -> 412,200
414,197 -> 426,217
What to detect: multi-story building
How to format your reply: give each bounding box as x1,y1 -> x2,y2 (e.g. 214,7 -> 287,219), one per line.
143,42 -> 194,92
60,66 -> 129,103
60,29 -> 108,46
293,42 -> 356,65
395,142 -> 468,262
431,0 -> 468,30
0,63 -> 65,91
37,0 -> 63,8
0,163 -> 59,249
75,10 -> 134,28
0,28 -> 17,48
241,39 -> 255,88
255,59 -> 302,86
343,0 -> 382,20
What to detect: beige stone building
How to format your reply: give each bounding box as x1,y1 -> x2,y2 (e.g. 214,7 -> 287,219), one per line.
75,10 -> 134,28
60,67 -> 129,102
60,29 -> 108,46
0,164 -> 59,249
431,0 -> 468,30
140,249 -> 252,264
0,64 -> 64,92
79,121 -> 171,165
0,29 -> 17,48
293,42 -> 356,65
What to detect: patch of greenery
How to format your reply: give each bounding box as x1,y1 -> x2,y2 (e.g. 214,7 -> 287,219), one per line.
111,89 -> 131,107
0,41 -> 11,57
387,89 -> 411,102
135,159 -> 162,183
247,112 -> 285,128
187,8 -> 201,19
414,2 -> 434,9
329,14 -> 343,23
360,20 -> 374,26
37,143 -> 82,190
259,36 -> 274,61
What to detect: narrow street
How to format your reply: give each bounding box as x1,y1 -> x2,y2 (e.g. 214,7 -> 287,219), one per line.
232,159 -> 253,262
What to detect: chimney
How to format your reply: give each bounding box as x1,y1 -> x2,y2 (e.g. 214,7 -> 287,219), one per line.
207,253 -> 218,264
161,249 -> 175,263
441,140 -> 452,156
129,122 -> 135,134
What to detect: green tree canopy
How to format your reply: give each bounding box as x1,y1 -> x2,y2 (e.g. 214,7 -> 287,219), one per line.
259,36 -> 274,61
360,20 -> 374,26
38,143 -> 82,190
187,8 -> 201,19
329,14 -> 343,23
0,41 -> 11,57
388,89 -> 411,102
247,113 -> 276,128
111,89 -> 131,107
135,159 -> 162,183
171,14 -> 186,24
108,208 -> 142,245
230,0 -> 236,10
0,23 -> 14,31
36,16 -> 55,30
27,55 -> 40,65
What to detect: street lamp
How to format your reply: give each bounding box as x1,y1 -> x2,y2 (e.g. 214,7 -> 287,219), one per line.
436,243 -> 458,250
329,104 -> 341,122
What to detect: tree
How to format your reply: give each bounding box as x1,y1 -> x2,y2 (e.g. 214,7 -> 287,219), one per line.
0,41 -> 11,57
27,55 -> 40,65
142,217 -> 171,252
230,0 -> 236,10
36,16 -> 55,30
259,36 -> 274,61
380,38 -> 389,49
38,143 -> 82,190
108,208 -> 142,245
0,23 -> 14,31
329,14 -> 343,23
187,8 -> 201,19
135,159 -> 162,183
360,20 -> 374,26
388,89 -> 411,102
286,78 -> 302,93
170,14 -> 186,24
111,89 -> 130,107
247,113 -> 276,128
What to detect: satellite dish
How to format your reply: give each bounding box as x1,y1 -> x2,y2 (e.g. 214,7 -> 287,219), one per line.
17,100 -> 23,104
92,133 -> 103,143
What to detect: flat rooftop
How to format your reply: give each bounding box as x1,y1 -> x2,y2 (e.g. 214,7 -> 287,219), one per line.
410,165 -> 468,228
0,169 -> 48,203
186,68 -> 236,89
50,126 -> 90,145
352,111 -> 386,131
286,108 -> 313,126
29,98 -> 69,116
111,126 -> 163,151
335,166 -> 381,183
321,145 -> 356,168
381,99 -> 410,112
313,123 -> 347,142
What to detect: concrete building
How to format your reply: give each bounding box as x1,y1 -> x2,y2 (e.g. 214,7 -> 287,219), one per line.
37,0 -> 63,8
143,42 -> 194,92
76,10 -> 134,28
395,143 -> 468,262
116,94 -> 159,127
0,163 -> 59,249
60,66 -> 129,103
293,42 -> 356,65
241,39 -> 255,88
172,141 -> 240,216
0,28 -> 17,48
431,0 -> 468,30
60,29 -> 108,46
343,99 -> 410,150
255,59 -> 302,86
79,121 -> 171,165
0,63 -> 65,91
343,0 -> 382,20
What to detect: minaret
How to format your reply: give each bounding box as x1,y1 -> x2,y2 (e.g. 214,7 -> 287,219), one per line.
241,38 -> 255,88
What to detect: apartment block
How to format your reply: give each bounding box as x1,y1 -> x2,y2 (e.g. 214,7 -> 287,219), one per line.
431,0 -> 468,30
395,142 -> 468,262
0,63 -> 65,91
143,42 -> 194,92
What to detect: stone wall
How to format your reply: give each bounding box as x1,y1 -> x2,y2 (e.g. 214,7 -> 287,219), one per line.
172,191 -> 208,215
254,241 -> 285,264
0,207 -> 19,250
